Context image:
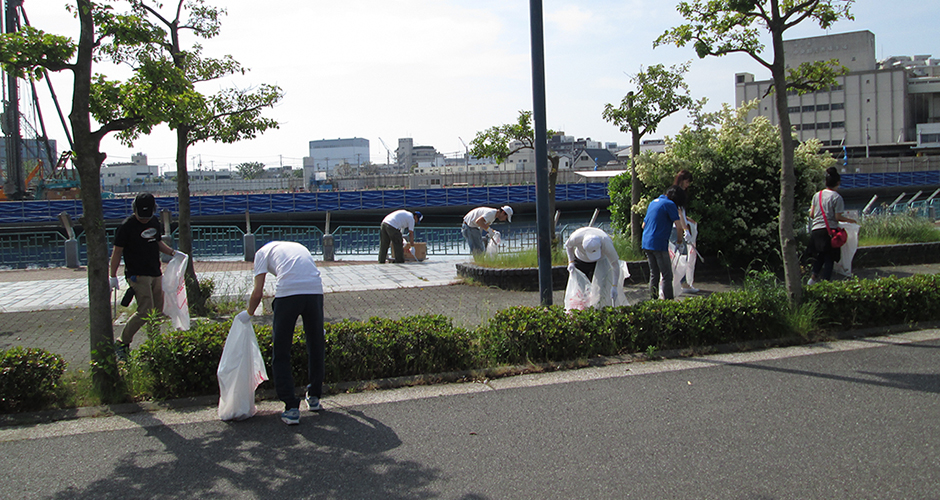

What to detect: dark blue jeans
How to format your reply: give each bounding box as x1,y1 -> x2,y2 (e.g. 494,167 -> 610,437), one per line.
272,294 -> 325,410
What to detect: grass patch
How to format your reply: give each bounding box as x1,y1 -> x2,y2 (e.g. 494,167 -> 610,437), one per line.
471,232 -> 645,268
611,233 -> 646,261
472,246 -> 568,268
858,214 -> 940,246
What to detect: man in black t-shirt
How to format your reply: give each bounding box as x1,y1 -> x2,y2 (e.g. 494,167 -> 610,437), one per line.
108,193 -> 179,360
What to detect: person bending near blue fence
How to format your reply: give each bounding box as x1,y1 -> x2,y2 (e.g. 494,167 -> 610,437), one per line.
461,205 -> 513,255
246,241 -> 325,426
379,209 -> 422,263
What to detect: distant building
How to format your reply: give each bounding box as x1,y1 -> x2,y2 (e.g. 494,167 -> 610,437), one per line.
570,149 -> 618,170
548,133 -> 603,156
303,138 -> 370,174
396,138 -> 414,171
101,153 -> 160,189
735,30 -> 940,157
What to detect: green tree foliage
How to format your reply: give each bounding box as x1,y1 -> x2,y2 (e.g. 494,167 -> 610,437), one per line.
609,102 -> 830,267
656,0 -> 854,306
236,161 -> 265,180
602,62 -> 703,248
0,1 -> 198,395
470,111 -> 560,241
130,0 -> 283,314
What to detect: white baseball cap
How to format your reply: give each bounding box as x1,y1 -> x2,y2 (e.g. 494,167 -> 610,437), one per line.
500,205 -> 513,222
582,234 -> 602,262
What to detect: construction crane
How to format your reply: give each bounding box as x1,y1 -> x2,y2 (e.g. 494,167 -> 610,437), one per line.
459,137 -> 470,161
378,137 -> 394,167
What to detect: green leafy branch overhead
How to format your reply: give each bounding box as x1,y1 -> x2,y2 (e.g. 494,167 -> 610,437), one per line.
469,110 -> 556,163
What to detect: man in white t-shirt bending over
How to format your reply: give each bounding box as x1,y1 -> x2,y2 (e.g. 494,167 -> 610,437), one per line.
379,209 -> 422,263
462,205 -> 513,255
246,241 -> 324,425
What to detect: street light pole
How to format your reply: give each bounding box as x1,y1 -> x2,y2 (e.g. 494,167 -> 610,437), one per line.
529,0 -> 552,306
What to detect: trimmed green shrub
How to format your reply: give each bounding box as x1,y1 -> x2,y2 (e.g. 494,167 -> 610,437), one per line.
135,320 -> 228,399
135,314 -> 476,399
804,274 -> 940,330
0,347 -> 67,412
325,315 -> 475,381
478,306 -> 583,364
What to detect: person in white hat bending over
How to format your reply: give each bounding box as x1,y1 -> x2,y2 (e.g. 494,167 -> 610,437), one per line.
379,209 -> 422,263
565,227 -> 625,309
461,205 -> 512,255
565,226 -> 620,281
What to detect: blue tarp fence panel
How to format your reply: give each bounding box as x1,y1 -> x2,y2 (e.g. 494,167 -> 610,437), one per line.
840,171 -> 940,190
360,190 -> 385,210
382,191 -> 406,209
294,192 -> 319,212
0,183 -> 614,224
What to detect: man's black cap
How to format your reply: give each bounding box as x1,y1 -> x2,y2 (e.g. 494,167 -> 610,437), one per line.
134,192 -> 156,218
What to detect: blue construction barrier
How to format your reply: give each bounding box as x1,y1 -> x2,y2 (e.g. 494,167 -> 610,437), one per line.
0,183 -> 613,224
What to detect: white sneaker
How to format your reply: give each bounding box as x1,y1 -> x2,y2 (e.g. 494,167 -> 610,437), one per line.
683,287 -> 700,294
306,395 -> 322,412
807,277 -> 817,286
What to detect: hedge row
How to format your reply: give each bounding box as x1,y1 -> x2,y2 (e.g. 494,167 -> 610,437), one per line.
3,273 -> 939,409
0,347 -> 67,412
134,273 -> 940,400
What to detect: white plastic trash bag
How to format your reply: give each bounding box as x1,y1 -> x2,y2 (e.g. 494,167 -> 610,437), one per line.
565,257 -> 629,312
218,312 -> 269,421
485,230 -> 502,258
834,222 -> 860,277
564,268 -> 592,311
663,220 -> 699,298
162,251 -> 190,330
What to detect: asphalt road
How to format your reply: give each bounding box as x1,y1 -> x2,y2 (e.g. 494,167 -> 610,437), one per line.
2,329 -> 938,499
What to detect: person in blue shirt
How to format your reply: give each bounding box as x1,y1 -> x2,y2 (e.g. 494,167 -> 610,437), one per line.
642,186 -> 686,300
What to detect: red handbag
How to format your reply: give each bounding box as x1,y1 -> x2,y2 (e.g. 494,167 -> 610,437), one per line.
819,191 -> 847,248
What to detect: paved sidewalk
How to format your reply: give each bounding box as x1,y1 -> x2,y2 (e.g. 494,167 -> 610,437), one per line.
1,257 -> 938,369
0,257 -> 466,313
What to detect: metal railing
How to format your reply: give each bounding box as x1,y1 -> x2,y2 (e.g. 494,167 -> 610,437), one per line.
1,221 -> 610,269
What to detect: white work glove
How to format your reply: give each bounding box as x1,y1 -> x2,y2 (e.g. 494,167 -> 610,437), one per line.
173,250 -> 186,259
109,277 -> 120,290
567,263 -> 577,274
235,310 -> 251,323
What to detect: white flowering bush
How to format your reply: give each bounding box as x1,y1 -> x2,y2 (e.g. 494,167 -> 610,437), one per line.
610,102 -> 830,267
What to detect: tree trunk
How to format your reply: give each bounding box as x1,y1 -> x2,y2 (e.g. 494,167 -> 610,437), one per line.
73,0 -> 118,395
770,29 -> 803,307
630,130 -> 643,250
174,130 -> 208,315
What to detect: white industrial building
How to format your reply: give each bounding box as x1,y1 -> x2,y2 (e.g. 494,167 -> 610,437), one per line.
100,153 -> 160,189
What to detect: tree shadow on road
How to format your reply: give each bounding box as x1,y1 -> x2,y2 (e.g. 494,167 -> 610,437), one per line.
45,406 -> 459,500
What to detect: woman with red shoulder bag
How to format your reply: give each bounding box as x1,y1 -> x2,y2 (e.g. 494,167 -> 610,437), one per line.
808,167 -> 857,285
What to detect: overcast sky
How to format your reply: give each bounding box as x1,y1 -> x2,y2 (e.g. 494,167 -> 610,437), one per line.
21,0 -> 939,172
